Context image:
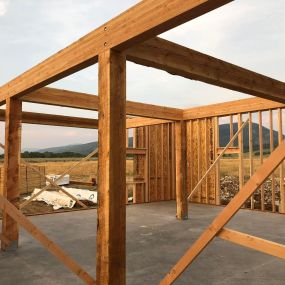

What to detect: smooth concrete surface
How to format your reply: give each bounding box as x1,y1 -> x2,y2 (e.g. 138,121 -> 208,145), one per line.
0,201 -> 285,285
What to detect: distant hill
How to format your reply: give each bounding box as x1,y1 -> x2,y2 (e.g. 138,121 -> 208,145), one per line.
37,124 -> 281,155
219,122 -> 281,152
38,137 -> 133,155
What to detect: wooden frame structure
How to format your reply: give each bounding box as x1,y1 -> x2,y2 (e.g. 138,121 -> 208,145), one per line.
0,1 -> 284,284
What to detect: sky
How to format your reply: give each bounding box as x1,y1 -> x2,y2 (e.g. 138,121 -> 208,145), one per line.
0,0 -> 284,150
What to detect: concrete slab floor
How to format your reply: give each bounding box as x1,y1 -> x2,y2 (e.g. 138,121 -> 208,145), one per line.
0,201 -> 285,285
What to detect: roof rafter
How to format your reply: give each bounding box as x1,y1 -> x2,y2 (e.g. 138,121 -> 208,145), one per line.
23,87 -> 183,120
127,37 -> 285,103
0,0 -> 231,101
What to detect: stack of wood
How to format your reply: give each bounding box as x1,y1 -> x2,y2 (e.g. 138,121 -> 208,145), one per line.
0,165 -> 46,195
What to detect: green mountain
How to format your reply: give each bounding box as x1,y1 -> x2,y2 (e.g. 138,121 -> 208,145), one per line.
37,123 -> 281,155
38,137 -> 133,155
219,122 -> 281,152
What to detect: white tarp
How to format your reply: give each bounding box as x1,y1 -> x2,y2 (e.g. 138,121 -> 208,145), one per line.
25,187 -> 97,210
46,174 -> 70,186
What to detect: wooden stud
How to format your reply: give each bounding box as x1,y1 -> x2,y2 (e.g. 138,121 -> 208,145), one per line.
1,98 -> 22,251
197,120 -> 202,203
248,112 -> 254,210
215,117 -> 221,205
96,49 -> 126,285
160,139 -> 285,285
229,115 -> 233,146
205,119 -> 209,203
188,119 -> 249,201
269,110 -> 276,212
238,114 -> 244,192
278,108 -> 285,213
258,111 -> 265,211
175,121 -> 188,220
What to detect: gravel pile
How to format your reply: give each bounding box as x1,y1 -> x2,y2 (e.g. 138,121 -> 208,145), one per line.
220,175 -> 281,211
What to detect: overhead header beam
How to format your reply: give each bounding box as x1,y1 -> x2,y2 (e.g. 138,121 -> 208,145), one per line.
0,110 -> 98,129
0,109 -> 171,129
183,97 -> 285,120
127,37 -> 285,103
23,87 -> 183,120
0,0 -> 231,102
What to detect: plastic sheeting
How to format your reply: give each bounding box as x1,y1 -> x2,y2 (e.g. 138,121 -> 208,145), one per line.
25,187 -> 97,210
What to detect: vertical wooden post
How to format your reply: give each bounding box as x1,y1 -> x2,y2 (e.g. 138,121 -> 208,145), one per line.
215,117 -> 221,205
269,110 -> 276,212
278,108 -> 285,213
229,115 -> 233,146
205,118 -> 209,204
96,49 -> 126,285
145,126 -> 150,203
197,119 -> 202,203
248,112 -> 254,210
258,111 -> 265,211
1,98 -> 22,251
238,114 -> 244,191
175,120 -> 188,220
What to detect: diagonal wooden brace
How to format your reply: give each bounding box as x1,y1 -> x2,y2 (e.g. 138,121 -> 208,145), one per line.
0,195 -> 96,285
160,139 -> 285,284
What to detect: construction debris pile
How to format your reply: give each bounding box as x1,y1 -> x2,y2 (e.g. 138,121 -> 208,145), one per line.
220,175 -> 281,211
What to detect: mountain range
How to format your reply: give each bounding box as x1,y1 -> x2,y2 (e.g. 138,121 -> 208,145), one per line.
37,123 -> 281,155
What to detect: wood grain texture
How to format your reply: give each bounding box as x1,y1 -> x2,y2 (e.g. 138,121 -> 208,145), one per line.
175,121 -> 188,220
0,0 -> 230,101
1,98 -> 22,250
160,139 -> 285,284
24,87 -> 183,120
183,97 -> 285,120
128,37 -> 285,103
96,49 -> 126,285
218,228 -> 285,260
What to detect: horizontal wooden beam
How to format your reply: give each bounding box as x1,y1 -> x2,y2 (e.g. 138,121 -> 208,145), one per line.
183,97 -> 285,120
126,117 -> 171,128
160,139 -> 285,284
0,109 -> 99,129
23,87 -> 183,120
218,228 -> 285,260
127,37 -> 285,103
0,109 -> 170,130
0,0 -> 230,101
217,147 -> 240,155
126,148 -> 147,155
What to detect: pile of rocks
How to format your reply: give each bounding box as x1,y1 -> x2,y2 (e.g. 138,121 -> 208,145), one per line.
220,175 -> 281,211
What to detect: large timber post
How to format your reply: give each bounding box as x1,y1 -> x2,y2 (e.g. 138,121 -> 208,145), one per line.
1,98 -> 22,250
175,120 -> 188,220
96,49 -> 126,285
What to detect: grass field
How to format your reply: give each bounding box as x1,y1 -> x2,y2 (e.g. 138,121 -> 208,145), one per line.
0,156 -> 277,182
29,159 -> 134,182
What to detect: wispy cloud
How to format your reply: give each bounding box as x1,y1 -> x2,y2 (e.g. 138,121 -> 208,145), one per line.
0,0 -> 9,16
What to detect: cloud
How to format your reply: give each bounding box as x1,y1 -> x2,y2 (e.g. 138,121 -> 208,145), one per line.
0,0 -> 9,16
